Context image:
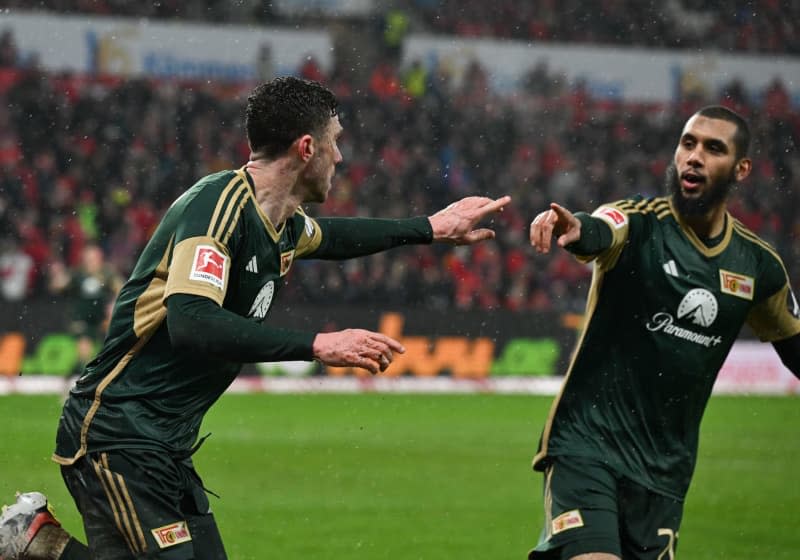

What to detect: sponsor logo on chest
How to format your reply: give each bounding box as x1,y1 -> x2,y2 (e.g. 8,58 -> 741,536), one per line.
249,280 -> 275,320
646,288 -> 723,347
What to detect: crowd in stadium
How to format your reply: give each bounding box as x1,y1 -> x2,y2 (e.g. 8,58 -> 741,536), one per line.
0,8 -> 798,314
7,0 -> 800,54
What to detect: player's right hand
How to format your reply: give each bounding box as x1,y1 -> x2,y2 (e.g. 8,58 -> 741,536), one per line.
312,329 -> 405,374
529,202 -> 582,254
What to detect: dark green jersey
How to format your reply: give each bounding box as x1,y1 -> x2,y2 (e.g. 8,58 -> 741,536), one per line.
55,168 -> 324,463
533,195 -> 800,500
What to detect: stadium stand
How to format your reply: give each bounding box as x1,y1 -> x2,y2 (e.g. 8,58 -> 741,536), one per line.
0,7 -> 797,313
6,1 -> 800,53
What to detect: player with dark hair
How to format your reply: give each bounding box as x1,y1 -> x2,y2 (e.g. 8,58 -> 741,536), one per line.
527,105 -> 800,559
0,76 -> 510,560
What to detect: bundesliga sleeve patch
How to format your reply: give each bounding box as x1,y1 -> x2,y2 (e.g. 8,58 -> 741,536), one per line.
151,521 -> 192,548
189,245 -> 227,289
592,206 -> 628,229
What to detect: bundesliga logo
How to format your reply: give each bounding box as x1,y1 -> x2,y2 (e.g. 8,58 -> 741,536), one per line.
190,245 -> 227,289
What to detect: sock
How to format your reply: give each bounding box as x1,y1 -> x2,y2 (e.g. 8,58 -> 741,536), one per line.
56,538 -> 90,560
23,525 -> 89,560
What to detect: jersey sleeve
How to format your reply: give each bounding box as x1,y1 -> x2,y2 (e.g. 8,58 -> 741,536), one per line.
746,252 -> 800,342
293,207 -> 323,258
164,174 -> 250,306
578,200 -> 637,271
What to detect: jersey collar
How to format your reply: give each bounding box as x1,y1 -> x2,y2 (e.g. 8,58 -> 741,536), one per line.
237,166 -> 285,243
668,197 -> 733,257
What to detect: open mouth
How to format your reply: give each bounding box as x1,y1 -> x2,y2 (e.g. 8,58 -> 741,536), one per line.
680,170 -> 705,192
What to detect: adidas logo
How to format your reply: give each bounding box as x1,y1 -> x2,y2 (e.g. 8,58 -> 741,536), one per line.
245,255 -> 258,274
663,259 -> 678,277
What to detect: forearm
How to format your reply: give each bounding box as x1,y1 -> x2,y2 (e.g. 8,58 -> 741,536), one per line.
308,216 -> 433,260
166,293 -> 315,362
773,333 -> 800,378
564,212 -> 613,256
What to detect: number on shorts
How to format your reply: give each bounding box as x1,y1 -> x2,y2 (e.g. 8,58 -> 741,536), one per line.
657,528 -> 677,560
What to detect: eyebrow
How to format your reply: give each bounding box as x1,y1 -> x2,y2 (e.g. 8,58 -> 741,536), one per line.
681,133 -> 729,153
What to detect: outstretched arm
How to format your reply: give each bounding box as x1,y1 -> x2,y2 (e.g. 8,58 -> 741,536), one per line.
307,195 -> 511,260
773,333 -> 800,378
529,202 -> 613,256
428,195 -> 511,244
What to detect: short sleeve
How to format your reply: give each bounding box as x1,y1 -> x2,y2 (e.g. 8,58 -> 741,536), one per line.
164,174 -> 251,306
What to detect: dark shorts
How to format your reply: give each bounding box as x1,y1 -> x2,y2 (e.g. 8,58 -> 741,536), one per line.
529,456 -> 683,560
61,449 -> 227,559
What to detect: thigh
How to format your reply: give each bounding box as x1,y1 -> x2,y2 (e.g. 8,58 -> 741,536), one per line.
63,450 -> 227,560
529,457 -> 622,560
62,458 -> 138,560
618,479 -> 683,560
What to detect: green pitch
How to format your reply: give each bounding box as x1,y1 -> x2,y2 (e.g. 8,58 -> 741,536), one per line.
1,393 -> 798,558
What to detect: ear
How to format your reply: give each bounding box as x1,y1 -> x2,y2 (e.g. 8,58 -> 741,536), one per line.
296,134 -> 315,163
734,157 -> 752,182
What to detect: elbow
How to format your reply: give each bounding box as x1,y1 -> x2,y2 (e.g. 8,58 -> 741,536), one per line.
167,315 -> 195,352
166,302 -> 202,352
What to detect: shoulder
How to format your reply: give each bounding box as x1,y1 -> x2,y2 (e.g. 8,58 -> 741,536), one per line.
176,170 -> 248,208
592,195 -> 671,230
730,217 -> 788,278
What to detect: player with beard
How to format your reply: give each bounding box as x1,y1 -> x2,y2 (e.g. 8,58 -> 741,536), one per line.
0,77 -> 510,560
526,105 -> 800,560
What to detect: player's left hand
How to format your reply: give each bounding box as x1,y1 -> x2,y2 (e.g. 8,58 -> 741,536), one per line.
428,195 -> 511,245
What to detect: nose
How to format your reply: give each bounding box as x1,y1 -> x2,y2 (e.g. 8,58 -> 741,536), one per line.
685,147 -> 703,167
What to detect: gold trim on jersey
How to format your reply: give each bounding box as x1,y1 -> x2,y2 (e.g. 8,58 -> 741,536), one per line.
667,197 -> 733,257
235,168 -> 283,242
53,245 -> 173,466
747,284 -> 800,342
234,168 -> 324,255
730,218 -> 800,340
206,175 -> 248,241
732,219 -> 785,268
164,236 -> 229,306
133,240 -> 172,337
533,265 -> 606,470
294,210 -> 323,257
52,336 -> 153,466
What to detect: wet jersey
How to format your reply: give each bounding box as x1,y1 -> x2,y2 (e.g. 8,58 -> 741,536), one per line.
54,168 -> 324,464
533,195 -> 800,500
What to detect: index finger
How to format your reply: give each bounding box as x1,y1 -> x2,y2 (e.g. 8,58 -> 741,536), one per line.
481,195 -> 511,214
549,202 -> 573,220
531,209 -> 556,252
369,333 -> 405,354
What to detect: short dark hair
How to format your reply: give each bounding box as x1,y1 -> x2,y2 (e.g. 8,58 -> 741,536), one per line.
694,105 -> 750,159
245,76 -> 338,158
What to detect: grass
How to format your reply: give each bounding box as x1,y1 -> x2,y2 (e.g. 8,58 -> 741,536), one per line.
1,394 -> 798,558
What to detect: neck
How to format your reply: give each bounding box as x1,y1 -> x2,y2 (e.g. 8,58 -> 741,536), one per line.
682,204 -> 728,240
245,157 -> 303,227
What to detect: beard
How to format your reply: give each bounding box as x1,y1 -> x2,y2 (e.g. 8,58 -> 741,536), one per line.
666,162 -> 737,218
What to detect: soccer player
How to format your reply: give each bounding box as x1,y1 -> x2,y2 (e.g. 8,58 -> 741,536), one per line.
527,105 -> 800,560
0,77 -> 510,560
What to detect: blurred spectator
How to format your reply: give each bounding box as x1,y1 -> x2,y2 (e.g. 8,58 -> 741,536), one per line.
48,243 -> 123,372
0,234 -> 33,300
0,26 -> 796,315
